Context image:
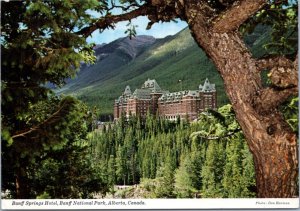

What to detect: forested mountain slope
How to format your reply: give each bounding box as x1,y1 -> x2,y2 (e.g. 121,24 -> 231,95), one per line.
58,26 -> 271,114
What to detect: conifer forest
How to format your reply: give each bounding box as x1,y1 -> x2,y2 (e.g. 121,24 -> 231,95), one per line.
89,105 -> 258,198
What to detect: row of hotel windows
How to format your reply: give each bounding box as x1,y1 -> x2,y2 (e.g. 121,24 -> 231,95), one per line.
162,115 -> 181,120
122,99 -> 214,106
119,102 -> 215,113
161,114 -> 197,120
122,105 -> 213,113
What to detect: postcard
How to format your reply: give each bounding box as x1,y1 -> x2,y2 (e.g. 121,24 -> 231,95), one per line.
1,0 -> 299,210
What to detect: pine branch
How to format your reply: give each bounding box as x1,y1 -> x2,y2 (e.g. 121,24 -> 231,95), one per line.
191,128 -> 241,140
12,99 -> 75,139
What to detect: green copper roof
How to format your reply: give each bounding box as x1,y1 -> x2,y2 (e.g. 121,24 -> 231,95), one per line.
133,89 -> 152,99
124,85 -> 132,95
199,78 -> 216,92
158,90 -> 200,102
141,79 -> 162,92
116,78 -> 216,104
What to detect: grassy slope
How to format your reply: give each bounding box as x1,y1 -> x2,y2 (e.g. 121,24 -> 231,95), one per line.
59,26 -> 271,114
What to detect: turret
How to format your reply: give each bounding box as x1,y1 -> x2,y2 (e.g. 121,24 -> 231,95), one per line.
123,85 -> 132,96
199,78 -> 216,92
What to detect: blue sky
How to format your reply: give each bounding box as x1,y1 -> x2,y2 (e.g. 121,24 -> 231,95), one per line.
86,14 -> 188,44
85,0 -> 297,44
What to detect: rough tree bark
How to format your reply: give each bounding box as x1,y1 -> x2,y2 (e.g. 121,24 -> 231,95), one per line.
193,31 -> 297,198
183,1 -> 298,198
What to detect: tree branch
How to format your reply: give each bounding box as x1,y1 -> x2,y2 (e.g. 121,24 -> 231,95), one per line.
253,87 -> 298,114
77,4 -> 151,38
12,100 -> 73,139
269,66 -> 298,89
108,0 -> 141,12
191,128 -> 241,140
256,56 -> 294,71
212,0 -> 267,33
256,56 -> 298,89
253,54 -> 298,114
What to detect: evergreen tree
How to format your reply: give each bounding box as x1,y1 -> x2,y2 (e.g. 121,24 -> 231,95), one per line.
240,139 -> 257,197
88,104 -> 259,198
2,96 -> 107,198
222,137 -> 244,198
190,139 -> 205,192
201,140 -> 225,198
115,145 -> 127,185
1,0 -> 101,198
174,154 -> 197,198
107,155 -> 117,193
154,157 -> 175,198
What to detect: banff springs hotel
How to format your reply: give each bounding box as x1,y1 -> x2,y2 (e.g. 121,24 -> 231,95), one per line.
114,78 -> 217,122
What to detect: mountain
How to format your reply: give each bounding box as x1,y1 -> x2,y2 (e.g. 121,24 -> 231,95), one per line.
59,35 -> 156,93
58,26 -> 271,114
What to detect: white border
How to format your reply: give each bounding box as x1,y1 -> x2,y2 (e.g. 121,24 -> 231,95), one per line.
1,198 -> 299,210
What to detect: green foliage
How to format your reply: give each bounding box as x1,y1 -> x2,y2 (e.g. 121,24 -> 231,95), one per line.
280,97 -> 299,133
139,178 -> 157,198
125,21 -> 138,39
3,0 -> 295,199
30,141 -> 107,198
1,0 -> 98,145
154,157 -> 176,198
190,104 -> 240,141
2,96 -> 108,198
1,0 -> 105,198
36,192 -> 51,199
2,0 -> 97,86
241,1 -> 298,55
201,140 -> 226,198
174,154 -> 198,198
222,136 -> 256,198
89,105 -> 257,198
190,105 -> 256,198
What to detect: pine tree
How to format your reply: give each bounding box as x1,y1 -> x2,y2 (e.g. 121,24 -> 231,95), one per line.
240,138 -> 256,197
174,154 -> 197,198
190,139 -> 205,191
107,155 -> 116,186
222,138 -> 244,198
1,0 -> 100,198
115,145 -> 127,185
201,140 -> 225,198
154,156 -> 175,198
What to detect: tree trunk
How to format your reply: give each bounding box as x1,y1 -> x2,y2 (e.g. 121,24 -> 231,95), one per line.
189,19 -> 298,197
15,160 -> 30,199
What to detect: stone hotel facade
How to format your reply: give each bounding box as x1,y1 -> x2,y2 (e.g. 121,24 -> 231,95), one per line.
114,78 -> 217,121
